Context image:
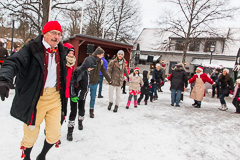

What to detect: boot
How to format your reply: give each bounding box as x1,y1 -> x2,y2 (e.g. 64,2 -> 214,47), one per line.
67,127 -> 74,141
223,104 -> 228,111
145,100 -> 147,105
126,100 -> 131,109
78,116 -> 84,130
113,105 -> 118,112
194,104 -> 201,108
219,104 -> 228,111
134,101 -> 138,108
78,120 -> 83,130
36,140 -> 54,160
137,100 -> 140,105
108,102 -> 113,111
21,146 -> 32,160
90,109 -> 94,118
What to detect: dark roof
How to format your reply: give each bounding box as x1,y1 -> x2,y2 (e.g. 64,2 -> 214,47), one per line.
63,34 -> 133,48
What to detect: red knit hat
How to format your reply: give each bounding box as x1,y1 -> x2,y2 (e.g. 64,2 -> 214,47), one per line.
42,21 -> 62,35
134,67 -> 140,72
196,66 -> 204,72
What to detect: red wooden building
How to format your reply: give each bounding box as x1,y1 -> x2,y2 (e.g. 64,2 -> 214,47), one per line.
63,34 -> 133,67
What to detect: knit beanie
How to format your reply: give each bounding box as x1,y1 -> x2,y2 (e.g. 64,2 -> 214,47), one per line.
42,21 -> 62,35
237,79 -> 240,84
117,50 -> 124,56
223,68 -> 229,74
92,46 -> 105,56
156,63 -> 161,67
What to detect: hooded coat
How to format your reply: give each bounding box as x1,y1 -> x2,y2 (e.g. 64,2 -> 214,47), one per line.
129,73 -> 144,91
0,35 -> 68,125
70,56 -> 97,100
140,70 -> 150,94
217,74 -> 234,96
107,57 -> 129,87
169,65 -> 188,91
89,57 -> 111,85
152,68 -> 164,83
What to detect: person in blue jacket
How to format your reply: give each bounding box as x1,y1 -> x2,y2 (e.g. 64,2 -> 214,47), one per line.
97,57 -> 108,98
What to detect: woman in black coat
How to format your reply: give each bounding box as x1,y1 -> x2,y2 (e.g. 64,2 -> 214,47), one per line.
217,69 -> 234,111
168,65 -> 188,107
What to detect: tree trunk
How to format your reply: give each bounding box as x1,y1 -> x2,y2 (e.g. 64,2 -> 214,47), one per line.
42,0 -> 50,29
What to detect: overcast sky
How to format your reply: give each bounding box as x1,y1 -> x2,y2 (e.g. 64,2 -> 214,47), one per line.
140,0 -> 240,30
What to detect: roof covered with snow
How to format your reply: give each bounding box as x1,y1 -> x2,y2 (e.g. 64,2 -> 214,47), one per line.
135,28 -> 240,56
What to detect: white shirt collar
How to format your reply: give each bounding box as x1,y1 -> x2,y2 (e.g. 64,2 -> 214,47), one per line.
42,38 -> 58,49
42,38 -> 51,49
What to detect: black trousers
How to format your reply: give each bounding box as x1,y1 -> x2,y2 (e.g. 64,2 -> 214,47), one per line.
212,85 -> 219,97
138,93 -> 149,102
69,100 -> 86,121
122,80 -> 126,93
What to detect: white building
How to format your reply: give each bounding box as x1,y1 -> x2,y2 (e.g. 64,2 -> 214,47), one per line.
132,28 -> 240,76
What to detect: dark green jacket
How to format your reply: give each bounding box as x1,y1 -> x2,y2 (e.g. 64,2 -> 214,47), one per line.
89,58 -> 111,85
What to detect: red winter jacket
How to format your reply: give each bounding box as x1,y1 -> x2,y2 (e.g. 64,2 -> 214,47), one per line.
189,72 -> 214,84
65,66 -> 74,98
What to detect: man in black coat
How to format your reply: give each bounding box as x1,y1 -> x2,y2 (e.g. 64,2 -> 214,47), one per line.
210,69 -> 220,98
0,21 -> 70,160
152,63 -> 164,98
169,65 -> 188,107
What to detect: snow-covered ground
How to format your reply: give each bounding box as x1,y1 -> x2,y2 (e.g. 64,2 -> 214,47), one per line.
1,82 -> 240,160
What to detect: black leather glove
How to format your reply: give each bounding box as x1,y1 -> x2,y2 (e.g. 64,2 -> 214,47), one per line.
0,81 -> 10,101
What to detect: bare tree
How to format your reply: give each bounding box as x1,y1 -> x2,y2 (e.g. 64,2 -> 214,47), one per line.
157,0 -> 239,63
63,9 -> 81,37
84,0 -> 141,41
0,0 -> 83,35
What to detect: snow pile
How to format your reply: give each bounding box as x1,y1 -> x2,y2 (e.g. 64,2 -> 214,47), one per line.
1,82 -> 240,160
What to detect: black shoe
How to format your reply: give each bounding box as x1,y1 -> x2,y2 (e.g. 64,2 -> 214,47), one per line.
67,127 -> 74,141
171,104 -> 174,106
67,133 -> 73,141
113,105 -> 118,112
78,120 -> 83,130
126,106 -> 129,109
194,105 -> 201,108
123,92 -> 127,94
98,95 -> 103,98
175,105 -> 180,107
144,100 -> 147,105
138,102 -> 140,105
134,106 -> 137,108
192,103 -> 197,107
108,102 -> 113,111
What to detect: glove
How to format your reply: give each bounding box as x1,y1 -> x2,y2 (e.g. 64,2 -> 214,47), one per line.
0,81 -> 10,101
237,97 -> 240,101
71,96 -> 79,103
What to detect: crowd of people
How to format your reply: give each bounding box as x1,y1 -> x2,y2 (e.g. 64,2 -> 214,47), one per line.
0,20 -> 240,160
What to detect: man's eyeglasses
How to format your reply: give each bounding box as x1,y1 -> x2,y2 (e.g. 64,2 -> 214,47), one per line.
49,31 -> 62,37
